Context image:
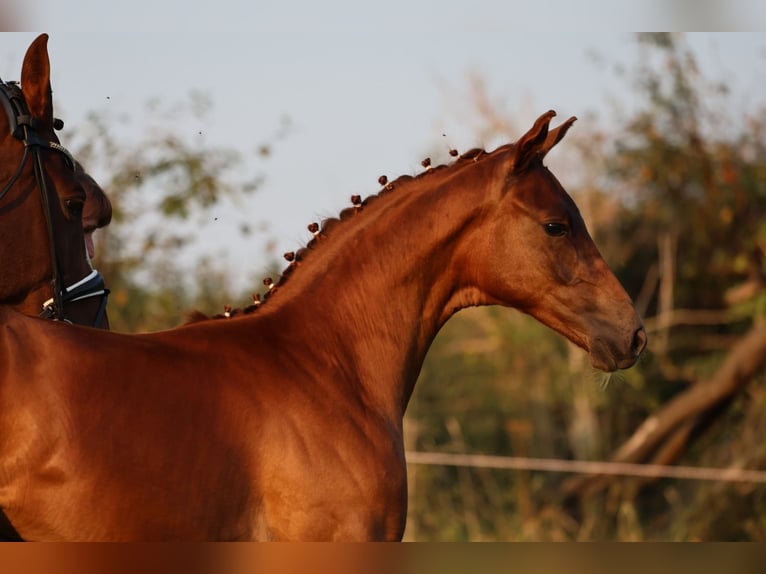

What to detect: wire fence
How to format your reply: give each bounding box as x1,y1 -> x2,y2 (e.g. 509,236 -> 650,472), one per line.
406,451 -> 766,484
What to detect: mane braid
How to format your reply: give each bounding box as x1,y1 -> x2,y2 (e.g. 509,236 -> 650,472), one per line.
193,145 -> 494,322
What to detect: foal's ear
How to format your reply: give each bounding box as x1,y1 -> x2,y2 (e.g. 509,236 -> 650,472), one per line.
509,110 -> 556,171
20,34 -> 53,122
509,111 -> 577,172
540,115 -> 577,157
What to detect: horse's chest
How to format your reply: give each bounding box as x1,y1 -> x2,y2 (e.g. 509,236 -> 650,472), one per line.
255,415 -> 407,540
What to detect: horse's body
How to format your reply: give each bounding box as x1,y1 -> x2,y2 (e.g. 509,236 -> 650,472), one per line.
0,111 -> 646,540
0,34 -> 110,329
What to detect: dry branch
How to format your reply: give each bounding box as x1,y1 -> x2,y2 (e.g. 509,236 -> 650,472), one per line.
562,321 -> 766,498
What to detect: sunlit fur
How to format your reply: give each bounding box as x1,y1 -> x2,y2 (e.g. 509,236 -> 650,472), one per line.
0,109 -> 645,541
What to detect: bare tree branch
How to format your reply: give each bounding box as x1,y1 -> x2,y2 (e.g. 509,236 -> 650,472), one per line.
563,321 -> 766,498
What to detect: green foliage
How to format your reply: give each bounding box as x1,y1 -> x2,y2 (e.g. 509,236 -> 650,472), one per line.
405,308 -> 591,541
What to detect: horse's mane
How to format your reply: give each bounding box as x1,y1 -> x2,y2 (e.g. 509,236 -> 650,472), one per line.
188,147 -> 494,323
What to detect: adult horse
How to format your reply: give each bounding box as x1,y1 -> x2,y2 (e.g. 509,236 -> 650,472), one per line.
0,110 -> 646,541
0,34 -> 110,330
0,33 -> 112,542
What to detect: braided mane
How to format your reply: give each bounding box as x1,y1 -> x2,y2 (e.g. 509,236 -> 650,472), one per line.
194,146 -> 494,322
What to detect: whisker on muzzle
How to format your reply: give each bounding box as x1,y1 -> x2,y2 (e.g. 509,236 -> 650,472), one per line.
591,369 -> 626,390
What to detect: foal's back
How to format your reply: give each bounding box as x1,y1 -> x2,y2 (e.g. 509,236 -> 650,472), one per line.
0,308 -> 404,540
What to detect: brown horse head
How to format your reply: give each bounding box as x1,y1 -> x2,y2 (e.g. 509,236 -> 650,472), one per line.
466,111 -> 645,370
0,34 -> 110,328
258,110 -> 645,376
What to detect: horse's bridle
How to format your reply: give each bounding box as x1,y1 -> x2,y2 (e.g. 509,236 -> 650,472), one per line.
0,78 -> 109,327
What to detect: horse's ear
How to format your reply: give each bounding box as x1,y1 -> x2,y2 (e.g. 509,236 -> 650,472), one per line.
509,110 -> 557,171
540,116 -> 577,157
20,33 -> 53,122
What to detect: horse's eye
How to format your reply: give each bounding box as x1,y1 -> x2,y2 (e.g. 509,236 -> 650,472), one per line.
544,222 -> 569,237
66,199 -> 84,218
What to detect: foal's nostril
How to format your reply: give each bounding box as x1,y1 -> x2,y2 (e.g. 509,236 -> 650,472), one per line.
632,327 -> 648,357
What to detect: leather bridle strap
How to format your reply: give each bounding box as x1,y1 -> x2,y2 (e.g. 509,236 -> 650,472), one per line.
27,128 -> 66,320
0,145 -> 29,201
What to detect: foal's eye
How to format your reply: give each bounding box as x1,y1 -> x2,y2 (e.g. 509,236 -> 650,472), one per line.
543,222 -> 569,237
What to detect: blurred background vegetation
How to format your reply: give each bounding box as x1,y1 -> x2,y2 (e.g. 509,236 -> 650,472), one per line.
71,33 -> 766,540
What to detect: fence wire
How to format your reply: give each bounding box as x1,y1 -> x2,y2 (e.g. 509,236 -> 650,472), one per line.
406,451 -> 766,483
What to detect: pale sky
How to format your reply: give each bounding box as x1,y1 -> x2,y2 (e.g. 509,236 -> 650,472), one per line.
2,4 -> 765,291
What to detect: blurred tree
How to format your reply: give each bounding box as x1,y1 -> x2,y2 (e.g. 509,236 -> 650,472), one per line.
66,94 -> 288,331
602,34 -> 765,353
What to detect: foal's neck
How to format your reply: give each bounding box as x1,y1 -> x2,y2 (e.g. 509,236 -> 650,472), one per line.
263,162 -> 495,421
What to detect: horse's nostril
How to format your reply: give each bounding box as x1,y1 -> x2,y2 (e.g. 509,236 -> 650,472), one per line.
632,327 -> 648,357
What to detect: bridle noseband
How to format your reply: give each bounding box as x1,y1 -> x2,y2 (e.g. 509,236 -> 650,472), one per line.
0,78 -> 109,327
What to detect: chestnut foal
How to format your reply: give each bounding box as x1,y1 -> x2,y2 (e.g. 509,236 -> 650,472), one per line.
0,111 -> 645,540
